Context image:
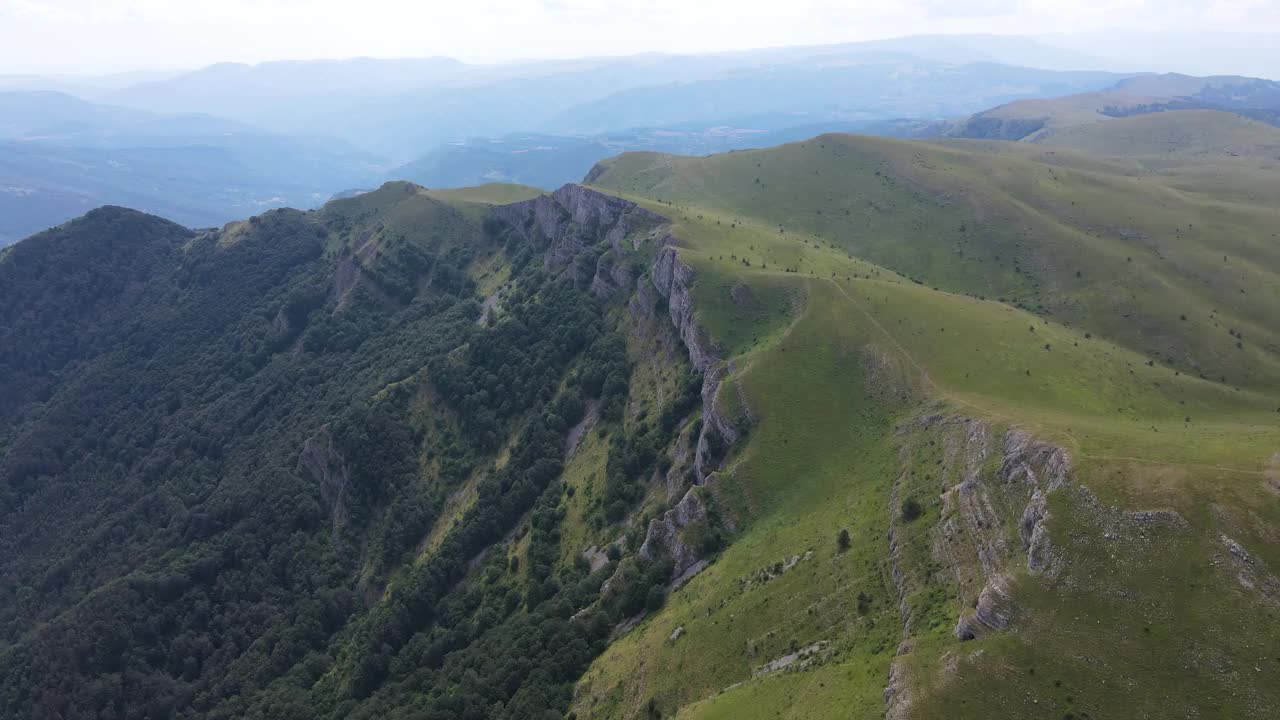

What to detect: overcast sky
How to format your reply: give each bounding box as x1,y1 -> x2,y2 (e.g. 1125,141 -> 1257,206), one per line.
2,0 -> 1279,75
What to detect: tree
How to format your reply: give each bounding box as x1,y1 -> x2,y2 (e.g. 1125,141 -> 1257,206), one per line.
901,497 -> 923,522
837,528 -> 851,551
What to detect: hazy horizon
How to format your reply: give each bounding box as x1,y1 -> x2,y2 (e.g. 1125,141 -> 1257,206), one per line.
4,0 -> 1280,76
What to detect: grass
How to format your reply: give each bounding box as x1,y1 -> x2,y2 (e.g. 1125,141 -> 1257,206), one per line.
570,124 -> 1280,718
572,280 -> 905,720
590,133 -> 1280,396
423,182 -> 545,206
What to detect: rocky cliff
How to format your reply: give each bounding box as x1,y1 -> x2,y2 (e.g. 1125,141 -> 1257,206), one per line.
884,415 -> 1074,718
492,184 -> 666,287
635,235 -> 747,583
494,184 -> 746,590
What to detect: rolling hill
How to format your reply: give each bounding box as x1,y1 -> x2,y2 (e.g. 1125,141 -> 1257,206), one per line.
1,117 -> 1279,720
943,72 -> 1280,143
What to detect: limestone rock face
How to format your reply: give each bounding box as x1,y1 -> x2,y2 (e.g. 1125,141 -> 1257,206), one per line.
491,183 -> 664,286
639,484 -> 712,581
693,363 -> 740,482
650,244 -> 717,373
890,417 -> 1073,655
930,423 -> 1073,590
646,240 -> 747,483
954,573 -> 1017,640
588,249 -> 639,299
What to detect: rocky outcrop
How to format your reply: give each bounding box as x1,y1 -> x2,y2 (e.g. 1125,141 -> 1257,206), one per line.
564,399 -> 600,459
754,642 -> 829,677
513,185 -> 747,606
491,184 -> 664,286
588,249 -> 637,299
885,417 -> 1074,716
297,425 -> 350,534
883,644 -> 913,720
953,573 -> 1017,640
650,244 -> 718,373
581,545 -> 612,573
886,416 -> 1072,654
664,418 -> 697,500
693,364 -> 740,482
931,424 -> 1072,585
639,482 -> 715,581
1220,534 -> 1280,606
942,427 -> 1071,639
647,242 -> 746,483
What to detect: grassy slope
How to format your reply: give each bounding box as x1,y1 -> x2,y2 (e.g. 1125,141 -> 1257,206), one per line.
1036,109 -> 1280,159
588,136 -> 1280,395
423,182 -> 546,206
570,133 -> 1280,718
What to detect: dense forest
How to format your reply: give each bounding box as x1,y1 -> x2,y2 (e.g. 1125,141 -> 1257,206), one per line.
0,183 -> 712,719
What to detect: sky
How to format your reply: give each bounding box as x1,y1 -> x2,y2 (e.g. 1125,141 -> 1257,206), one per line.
2,0 -> 1279,75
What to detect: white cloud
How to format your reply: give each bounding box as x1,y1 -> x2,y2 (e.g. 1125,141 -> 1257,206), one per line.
1,0 -> 1278,74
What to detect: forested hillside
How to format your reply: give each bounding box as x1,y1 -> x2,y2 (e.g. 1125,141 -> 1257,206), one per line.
0,181 -> 726,719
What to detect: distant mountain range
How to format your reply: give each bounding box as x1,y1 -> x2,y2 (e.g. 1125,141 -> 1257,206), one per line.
93,47 -> 1130,160
935,73 -> 1280,142
3,33 -> 1280,245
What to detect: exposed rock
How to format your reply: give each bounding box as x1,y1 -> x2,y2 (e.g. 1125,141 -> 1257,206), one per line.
883,644 -> 914,720
477,289 -> 502,326
693,363 -> 743,482
672,559 -> 710,591
331,255 -> 360,311
664,419 -> 697,500
491,184 -> 664,286
297,425 -> 349,534
270,304 -> 291,336
639,483 -> 713,581
650,243 -> 719,373
930,422 -> 1072,587
627,273 -> 663,325
1021,491 -> 1056,574
753,642 -> 828,677
581,545 -> 611,573
669,626 -> 685,643
645,233 -> 749,484
564,399 -> 600,459
740,551 -> 813,591
891,416 -> 1073,675
1001,430 -> 1071,495
1220,534 -> 1280,606
589,249 -> 637,299
954,573 -> 1017,640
